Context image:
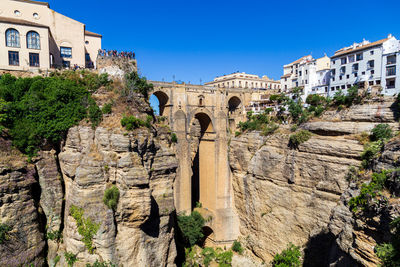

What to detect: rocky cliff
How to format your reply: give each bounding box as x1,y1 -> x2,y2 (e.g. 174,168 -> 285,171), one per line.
229,98 -> 399,266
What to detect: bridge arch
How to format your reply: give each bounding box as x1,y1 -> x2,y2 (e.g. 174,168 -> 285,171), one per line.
151,90 -> 169,116
227,95 -> 242,114
190,111 -> 216,211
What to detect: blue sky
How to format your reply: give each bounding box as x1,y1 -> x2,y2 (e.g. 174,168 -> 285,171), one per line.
49,0 -> 400,83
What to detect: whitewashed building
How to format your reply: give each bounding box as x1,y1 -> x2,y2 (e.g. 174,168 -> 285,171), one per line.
281,55 -> 330,102
205,72 -> 281,90
329,34 -> 400,96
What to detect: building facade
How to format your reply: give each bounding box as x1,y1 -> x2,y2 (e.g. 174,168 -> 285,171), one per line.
281,55 -> 330,101
0,0 -> 102,71
205,72 -> 281,90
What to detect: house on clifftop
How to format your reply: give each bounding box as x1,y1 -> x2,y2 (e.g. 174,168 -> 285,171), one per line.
0,0 -> 102,71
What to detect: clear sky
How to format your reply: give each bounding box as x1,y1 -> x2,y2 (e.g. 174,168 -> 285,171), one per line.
48,0 -> 400,84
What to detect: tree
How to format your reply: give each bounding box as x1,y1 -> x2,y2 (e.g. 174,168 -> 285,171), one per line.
177,211 -> 205,247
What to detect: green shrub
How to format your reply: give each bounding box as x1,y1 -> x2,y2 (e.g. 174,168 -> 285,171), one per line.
306,94 -> 326,106
289,130 -> 312,148
348,170 -> 389,212
171,132 -> 178,143
371,123 -> 393,142
272,243 -> 302,267
64,252 -> 78,267
231,240 -> 244,254
313,105 -> 325,117
375,217 -> 400,267
101,103 -> 113,114
85,260 -> 116,267
361,140 -> 383,169
53,255 -> 61,266
103,186 -> 120,211
0,74 -> 102,156
46,229 -> 62,241
121,115 -> 146,130
0,223 -> 11,244
215,248 -> 233,267
124,71 -> 153,99
69,205 -> 100,254
201,247 -> 216,266
177,211 -> 205,247
88,99 -> 102,128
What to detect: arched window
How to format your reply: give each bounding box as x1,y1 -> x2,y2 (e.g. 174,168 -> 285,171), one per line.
27,31 -> 40,49
6,29 -> 20,47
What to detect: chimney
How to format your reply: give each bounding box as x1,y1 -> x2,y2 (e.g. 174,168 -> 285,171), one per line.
388,33 -> 393,38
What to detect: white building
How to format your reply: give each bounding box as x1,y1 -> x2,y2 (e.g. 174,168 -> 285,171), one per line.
281,55 -> 330,102
205,72 -> 281,90
329,34 -> 400,96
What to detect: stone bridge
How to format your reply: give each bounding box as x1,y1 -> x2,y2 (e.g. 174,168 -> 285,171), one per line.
150,81 -> 257,244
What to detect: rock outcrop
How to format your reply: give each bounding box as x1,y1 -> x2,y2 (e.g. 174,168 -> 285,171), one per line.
55,125 -> 178,266
229,99 -> 399,266
0,136 -> 46,266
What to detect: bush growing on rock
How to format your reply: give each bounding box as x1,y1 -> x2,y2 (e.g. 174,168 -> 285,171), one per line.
375,217 -> 400,267
64,252 -> 77,267
101,103 -> 113,114
0,223 -> 11,244
361,140 -> 384,169
177,211 -> 205,247
123,71 -> 153,99
103,186 -> 120,211
272,243 -> 302,267
231,240 -> 244,254
69,205 -> 100,254
371,123 -> 393,142
289,130 -> 312,149
121,115 -> 147,130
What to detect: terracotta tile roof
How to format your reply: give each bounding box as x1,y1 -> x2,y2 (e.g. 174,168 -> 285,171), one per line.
12,0 -> 49,7
287,55 -> 311,66
332,38 -> 388,58
85,30 -> 102,38
0,16 -> 49,28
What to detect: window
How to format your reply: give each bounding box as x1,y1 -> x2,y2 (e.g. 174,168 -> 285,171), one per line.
299,71 -> 302,76
331,87 -> 335,91
369,81 -> 374,86
336,86 -> 340,90
27,31 -> 40,49
8,51 -> 19,66
354,73 -> 358,77
60,47 -> 72,58
352,63 -> 359,72
376,80 -> 381,85
331,69 -> 336,76
341,85 -> 345,89
62,60 -> 70,68
340,76 -> 342,80
29,53 -> 40,67
387,55 -> 396,65
85,41 -> 89,45
305,70 -> 308,75
6,29 -> 20,47
305,80 -> 308,84
386,78 -> 396,89
387,66 -> 396,76
347,85 -> 351,89
370,50 -> 374,55
371,70 -> 375,74
332,77 -> 335,81
340,66 -> 346,75
85,53 -> 91,62
14,10 -> 21,16
362,71 -> 365,75
367,60 -> 374,69
356,53 -> 363,61
33,13 -> 39,19
346,75 -> 350,79
341,57 -> 347,64
348,55 -> 355,63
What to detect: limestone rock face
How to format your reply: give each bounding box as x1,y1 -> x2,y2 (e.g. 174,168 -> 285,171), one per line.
0,137 -> 45,267
230,132 -> 363,264
229,99 -> 400,265
56,126 -> 178,266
